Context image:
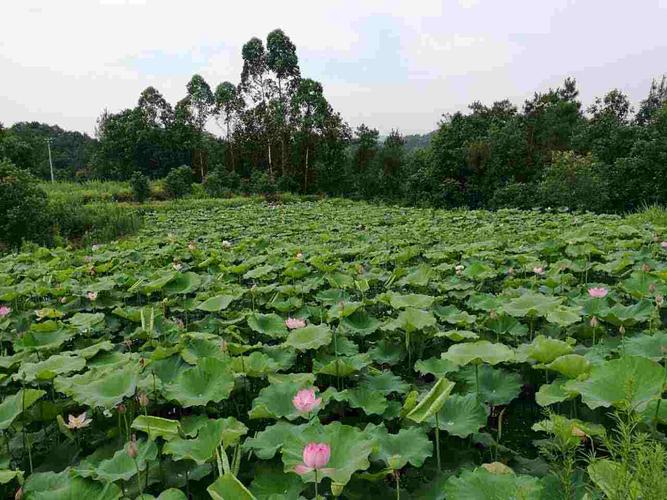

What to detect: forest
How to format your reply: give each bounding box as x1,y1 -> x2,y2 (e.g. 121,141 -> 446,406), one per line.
1,28 -> 667,214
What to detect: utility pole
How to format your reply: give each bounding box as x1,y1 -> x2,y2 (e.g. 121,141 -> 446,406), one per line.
46,138 -> 54,183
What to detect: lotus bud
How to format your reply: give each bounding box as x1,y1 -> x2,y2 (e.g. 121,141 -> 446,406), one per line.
489,309 -> 498,320
127,434 -> 139,458
656,295 -> 664,307
117,403 -> 126,414
331,482 -> 345,497
590,316 -> 599,328
220,340 -> 228,352
619,325 -> 625,335
15,487 -> 22,500
648,283 -> 656,293
642,263 -> 651,272
137,392 -> 149,408
507,267 -> 514,275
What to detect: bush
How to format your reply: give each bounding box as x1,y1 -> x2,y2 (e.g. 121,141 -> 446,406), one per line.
165,165 -> 193,199
276,175 -> 300,193
490,182 -> 538,210
203,171 -> 230,198
538,151 -> 609,212
249,170 -> 277,196
130,172 -> 150,202
0,160 -> 52,249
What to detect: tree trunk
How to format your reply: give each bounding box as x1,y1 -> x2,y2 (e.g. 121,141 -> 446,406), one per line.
268,143 -> 273,178
227,120 -> 235,172
304,144 -> 309,192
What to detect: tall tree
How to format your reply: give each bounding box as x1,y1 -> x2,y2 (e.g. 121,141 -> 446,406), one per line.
184,74 -> 214,179
636,75 -> 667,125
214,81 -> 244,172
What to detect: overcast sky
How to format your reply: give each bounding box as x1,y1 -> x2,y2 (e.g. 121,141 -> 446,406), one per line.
2,0 -> 667,136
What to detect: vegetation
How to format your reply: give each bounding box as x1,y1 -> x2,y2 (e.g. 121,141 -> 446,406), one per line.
0,199 -> 666,498
2,30 -> 666,213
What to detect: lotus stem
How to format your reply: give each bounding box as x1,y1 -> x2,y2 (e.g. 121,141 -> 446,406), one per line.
434,412 -> 441,470
475,364 -> 480,403
395,470 -> 400,500
314,469 -> 318,499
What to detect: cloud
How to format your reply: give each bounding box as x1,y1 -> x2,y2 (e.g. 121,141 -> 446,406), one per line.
1,0 -> 666,135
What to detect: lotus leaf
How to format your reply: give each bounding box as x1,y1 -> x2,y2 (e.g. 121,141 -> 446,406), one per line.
162,357 -> 234,407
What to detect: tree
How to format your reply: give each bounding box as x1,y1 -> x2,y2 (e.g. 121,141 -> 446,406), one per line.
214,81 -> 244,172
184,75 -> 214,179
636,75 -> 667,125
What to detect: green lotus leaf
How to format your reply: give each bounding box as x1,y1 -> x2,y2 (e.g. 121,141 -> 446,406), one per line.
397,264 -> 432,287
196,294 -> 236,312
314,353 -> 371,376
431,393 -> 488,438
444,468 -> 543,500
163,272 -> 201,295
141,273 -> 177,294
0,469 -> 23,485
15,353 -> 86,382
414,357 -> 459,377
281,421 -> 373,485
535,379 -> 575,406
485,314 -> 528,337
406,378 -> 455,423
243,421 -> 306,460
67,312 -> 106,330
244,264 -> 277,280
180,335 -> 226,365
442,341 -> 515,366
249,463 -> 305,499
368,339 -> 404,365
35,307 -> 64,319
155,489 -> 188,500
164,417 -> 247,465
384,308 -> 437,332
467,293 -> 501,312
438,329 -> 479,342
208,473 -> 256,500
0,389 -> 46,430
640,399 -> 667,426
247,313 -> 288,338
284,324 -> 332,351
339,310 -> 381,336
458,365 -> 523,406
132,415 -> 181,441
366,424 -> 432,469
433,305 -> 477,326
532,414 -> 606,439
72,340 -> 114,359
587,460 -> 639,499
359,371 -> 409,395
545,305 -> 582,327
13,327 -> 71,352
162,357 -> 234,407
502,292 -> 561,318
389,293 -> 435,310
516,335 -> 573,364
333,386 -> 387,415
545,354 -> 591,378
22,470 -> 122,500
601,300 -> 653,327
565,356 -> 664,411
54,366 -> 138,409
249,377 -> 327,420
624,332 -> 667,361
327,301 -> 362,320
95,438 -> 158,482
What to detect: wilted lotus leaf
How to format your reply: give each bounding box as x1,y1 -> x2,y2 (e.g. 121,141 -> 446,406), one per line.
247,313 -> 288,338
164,417 -> 247,464
15,353 -> 85,382
22,470 -> 122,500
0,389 -> 46,430
54,366 -> 138,409
162,357 -> 234,407
545,354 -> 591,378
516,335 -> 573,364
442,341 -> 515,367
281,421 -> 373,485
565,356 -> 664,411
284,324 -> 332,351
444,468 -> 543,499
208,473 -> 256,500
481,462 -> 514,475
431,393 -> 488,438
406,378 -> 455,423
95,438 -> 158,482
366,424 -> 432,469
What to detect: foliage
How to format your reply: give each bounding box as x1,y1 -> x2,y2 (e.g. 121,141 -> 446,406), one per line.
130,171 -> 150,202
164,165 -> 193,198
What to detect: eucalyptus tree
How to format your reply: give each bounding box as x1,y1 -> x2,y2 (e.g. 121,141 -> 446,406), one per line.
184,74 -> 214,179
214,81 -> 244,172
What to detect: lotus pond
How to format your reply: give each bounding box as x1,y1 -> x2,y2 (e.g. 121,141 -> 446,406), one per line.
1,199 -> 666,499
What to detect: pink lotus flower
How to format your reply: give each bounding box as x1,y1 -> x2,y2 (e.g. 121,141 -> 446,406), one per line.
65,411 -> 92,430
0,306 -> 10,317
588,287 -> 608,298
533,266 -> 545,275
661,241 -> 667,250
295,442 -> 333,475
285,317 -> 306,329
293,388 -> 322,413
87,291 -> 98,301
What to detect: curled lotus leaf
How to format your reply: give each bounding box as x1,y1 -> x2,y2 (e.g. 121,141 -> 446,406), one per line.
54,366 -> 138,409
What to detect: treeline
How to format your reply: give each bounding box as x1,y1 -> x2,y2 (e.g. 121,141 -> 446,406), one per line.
1,28 -> 667,213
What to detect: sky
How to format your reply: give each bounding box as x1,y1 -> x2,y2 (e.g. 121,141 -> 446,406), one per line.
2,0 -> 667,136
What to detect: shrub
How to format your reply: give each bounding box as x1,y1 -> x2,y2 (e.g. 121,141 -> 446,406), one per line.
538,151 -> 609,212
130,172 -> 150,202
490,182 -> 538,210
249,170 -> 277,196
203,171 -> 230,198
277,174 -> 300,193
165,165 -> 193,199
0,160 -> 52,249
